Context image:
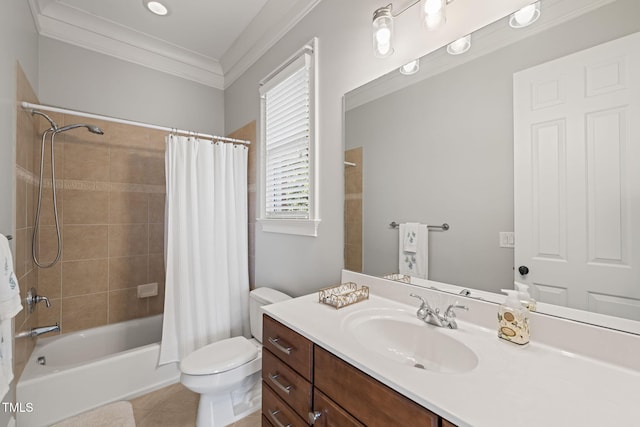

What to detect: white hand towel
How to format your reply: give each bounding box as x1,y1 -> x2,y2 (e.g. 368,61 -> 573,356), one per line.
399,223 -> 429,279
0,235 -> 22,321
402,222 -> 419,253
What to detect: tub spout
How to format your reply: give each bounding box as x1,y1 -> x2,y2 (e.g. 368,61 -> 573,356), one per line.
15,323 -> 60,338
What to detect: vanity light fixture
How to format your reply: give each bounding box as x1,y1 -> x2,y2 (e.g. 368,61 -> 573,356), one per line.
373,5 -> 395,58
144,0 -> 169,16
509,2 -> 541,28
372,0 -> 456,57
446,34 -> 471,55
399,59 -> 420,75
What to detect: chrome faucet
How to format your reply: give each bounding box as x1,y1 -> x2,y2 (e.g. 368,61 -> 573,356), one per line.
410,294 -> 468,329
15,323 -> 60,338
26,287 -> 52,313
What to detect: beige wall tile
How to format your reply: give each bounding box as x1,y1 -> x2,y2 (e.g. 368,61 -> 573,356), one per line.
148,193 -> 165,224
15,228 -> 27,279
344,219 -> 362,247
344,197 -> 362,225
148,223 -> 164,254
62,259 -> 109,297
144,153 -> 165,186
36,186 -> 64,226
344,243 -> 363,273
110,191 -> 148,224
109,147 -> 149,185
109,256 -> 148,290
37,262 -> 61,300
148,254 -> 165,285
109,288 -> 148,323
62,293 -> 108,333
16,177 -> 27,229
64,140 -> 109,181
62,225 -> 109,260
37,225 -> 60,265
63,189 -> 109,224
34,136 -> 65,180
109,224 -> 148,257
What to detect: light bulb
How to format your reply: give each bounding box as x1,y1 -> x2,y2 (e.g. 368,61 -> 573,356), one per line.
422,0 -> 446,30
372,6 -> 394,58
423,0 -> 444,14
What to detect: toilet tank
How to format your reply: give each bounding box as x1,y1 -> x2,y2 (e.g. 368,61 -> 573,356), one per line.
249,287 -> 291,343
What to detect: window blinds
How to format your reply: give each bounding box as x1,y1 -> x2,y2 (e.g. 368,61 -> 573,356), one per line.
261,53 -> 311,219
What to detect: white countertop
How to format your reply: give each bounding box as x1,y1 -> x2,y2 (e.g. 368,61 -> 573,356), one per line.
263,293 -> 640,427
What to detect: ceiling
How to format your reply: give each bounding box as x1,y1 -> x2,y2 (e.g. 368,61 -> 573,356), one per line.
28,0 -> 322,89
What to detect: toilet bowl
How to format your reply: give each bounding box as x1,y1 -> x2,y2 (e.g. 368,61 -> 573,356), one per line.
180,287 -> 291,427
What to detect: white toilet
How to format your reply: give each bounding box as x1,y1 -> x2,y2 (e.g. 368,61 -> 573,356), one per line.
180,287 -> 291,427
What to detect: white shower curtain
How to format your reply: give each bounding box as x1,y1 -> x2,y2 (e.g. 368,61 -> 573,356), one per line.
159,135 -> 249,365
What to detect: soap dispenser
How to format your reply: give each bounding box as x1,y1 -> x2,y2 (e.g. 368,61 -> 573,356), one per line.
514,282 -> 537,312
498,289 -> 530,345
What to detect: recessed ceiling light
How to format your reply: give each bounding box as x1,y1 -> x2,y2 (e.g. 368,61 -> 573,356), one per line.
144,0 -> 169,16
446,34 -> 471,55
509,2 -> 541,28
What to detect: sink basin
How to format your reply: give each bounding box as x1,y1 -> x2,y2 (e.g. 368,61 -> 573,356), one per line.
343,309 -> 478,374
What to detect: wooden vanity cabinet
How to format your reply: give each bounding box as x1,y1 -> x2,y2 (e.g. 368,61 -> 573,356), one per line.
262,315 -> 457,427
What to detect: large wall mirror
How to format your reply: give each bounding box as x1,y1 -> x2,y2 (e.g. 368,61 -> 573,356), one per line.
344,0 -> 640,334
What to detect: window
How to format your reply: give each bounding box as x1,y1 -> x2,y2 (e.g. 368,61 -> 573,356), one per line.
258,39 -> 320,236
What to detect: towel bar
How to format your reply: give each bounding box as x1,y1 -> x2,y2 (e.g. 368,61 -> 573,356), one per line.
389,221 -> 449,231
4,234 -> 13,241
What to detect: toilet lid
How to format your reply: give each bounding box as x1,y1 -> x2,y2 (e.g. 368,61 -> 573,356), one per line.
180,336 -> 258,376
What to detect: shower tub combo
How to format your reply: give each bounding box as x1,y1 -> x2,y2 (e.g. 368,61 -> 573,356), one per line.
16,315 -> 179,427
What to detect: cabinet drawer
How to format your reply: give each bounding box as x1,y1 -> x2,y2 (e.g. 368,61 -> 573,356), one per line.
262,414 -> 274,427
263,348 -> 312,420
263,315 -> 313,381
314,346 -> 438,427
442,420 -> 458,427
262,381 -> 308,427
312,389 -> 364,427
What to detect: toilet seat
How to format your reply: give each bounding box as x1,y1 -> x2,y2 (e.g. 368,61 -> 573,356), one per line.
180,336 -> 258,376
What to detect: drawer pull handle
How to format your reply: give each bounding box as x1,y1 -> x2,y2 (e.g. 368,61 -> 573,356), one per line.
268,372 -> 292,395
268,337 -> 293,355
268,409 -> 291,427
308,411 -> 322,424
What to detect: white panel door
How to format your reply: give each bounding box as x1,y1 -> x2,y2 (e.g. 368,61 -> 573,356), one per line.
514,32 -> 640,320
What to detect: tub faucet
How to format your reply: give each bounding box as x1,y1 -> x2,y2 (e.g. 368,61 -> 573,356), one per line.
15,323 -> 60,338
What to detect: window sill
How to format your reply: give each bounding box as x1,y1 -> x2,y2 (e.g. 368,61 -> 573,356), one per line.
258,218 -> 321,237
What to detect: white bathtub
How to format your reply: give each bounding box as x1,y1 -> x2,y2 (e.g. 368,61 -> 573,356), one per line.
16,315 -> 180,427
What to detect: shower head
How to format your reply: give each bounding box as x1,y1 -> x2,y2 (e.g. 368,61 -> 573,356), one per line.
55,123 -> 104,135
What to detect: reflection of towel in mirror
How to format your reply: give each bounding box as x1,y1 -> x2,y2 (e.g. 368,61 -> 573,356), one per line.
0,234 -> 22,399
402,222 -> 419,253
399,224 -> 428,279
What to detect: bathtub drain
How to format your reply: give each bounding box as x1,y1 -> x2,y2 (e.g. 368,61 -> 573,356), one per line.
37,356 -> 46,366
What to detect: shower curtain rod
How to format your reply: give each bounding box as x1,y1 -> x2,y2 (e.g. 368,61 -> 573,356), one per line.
20,102 -> 251,145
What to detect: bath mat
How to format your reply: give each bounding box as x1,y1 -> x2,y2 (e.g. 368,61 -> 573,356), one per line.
52,401 -> 136,427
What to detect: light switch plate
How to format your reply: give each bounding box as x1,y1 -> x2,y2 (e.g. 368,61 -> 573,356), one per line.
499,232 -> 515,248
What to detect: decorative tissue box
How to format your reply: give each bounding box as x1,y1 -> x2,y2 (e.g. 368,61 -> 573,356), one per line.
318,282 -> 369,309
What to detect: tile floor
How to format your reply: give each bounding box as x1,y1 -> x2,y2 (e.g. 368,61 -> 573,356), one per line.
129,383 -> 260,427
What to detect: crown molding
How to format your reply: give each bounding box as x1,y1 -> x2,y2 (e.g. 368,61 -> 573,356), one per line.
29,0 -> 225,89
28,0 -> 322,91
221,0 -> 323,89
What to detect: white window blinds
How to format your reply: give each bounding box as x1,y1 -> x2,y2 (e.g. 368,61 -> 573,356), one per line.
260,52 -> 312,219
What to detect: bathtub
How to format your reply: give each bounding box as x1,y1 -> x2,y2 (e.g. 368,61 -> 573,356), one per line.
16,315 -> 180,427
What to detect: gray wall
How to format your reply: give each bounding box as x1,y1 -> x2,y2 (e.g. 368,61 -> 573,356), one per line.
346,0 -> 640,293
0,0 -> 39,415
38,37 -> 225,135
224,0 -> 528,297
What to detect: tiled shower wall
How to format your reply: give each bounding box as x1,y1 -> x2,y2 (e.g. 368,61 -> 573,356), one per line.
344,147 -> 363,272
14,64 -> 166,352
34,113 -> 167,334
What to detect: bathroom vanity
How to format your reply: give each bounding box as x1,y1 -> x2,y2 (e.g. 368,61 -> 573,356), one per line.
261,272 -> 640,427
261,315 -> 444,426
